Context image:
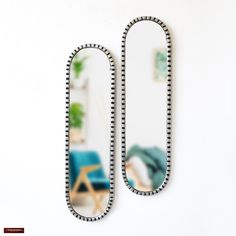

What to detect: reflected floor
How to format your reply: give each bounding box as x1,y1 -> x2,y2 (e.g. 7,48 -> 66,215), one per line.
71,192 -> 109,217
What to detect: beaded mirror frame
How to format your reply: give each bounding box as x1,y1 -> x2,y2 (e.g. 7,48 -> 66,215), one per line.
65,44 -> 116,221
121,17 -> 172,196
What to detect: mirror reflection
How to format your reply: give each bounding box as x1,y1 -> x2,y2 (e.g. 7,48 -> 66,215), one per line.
125,20 -> 169,193
69,47 -> 112,217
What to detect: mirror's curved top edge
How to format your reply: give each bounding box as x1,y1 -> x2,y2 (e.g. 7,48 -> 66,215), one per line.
122,16 -> 171,41
65,44 -> 116,221
121,17 -> 172,196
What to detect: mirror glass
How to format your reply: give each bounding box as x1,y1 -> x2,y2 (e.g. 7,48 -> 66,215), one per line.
124,19 -> 170,193
68,46 -> 113,218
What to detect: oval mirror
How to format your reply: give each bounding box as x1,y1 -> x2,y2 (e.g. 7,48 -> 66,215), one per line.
66,44 -> 115,220
121,17 -> 172,195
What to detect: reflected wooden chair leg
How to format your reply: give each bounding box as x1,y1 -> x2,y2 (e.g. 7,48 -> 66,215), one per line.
70,173 -> 84,203
70,165 -> 103,214
126,163 -> 151,191
95,191 -> 109,214
83,175 -> 103,214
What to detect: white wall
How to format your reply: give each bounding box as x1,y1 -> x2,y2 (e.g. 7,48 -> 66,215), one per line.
0,0 -> 236,236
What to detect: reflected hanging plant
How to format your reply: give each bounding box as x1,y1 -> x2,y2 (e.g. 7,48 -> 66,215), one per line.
72,56 -> 87,79
69,102 -> 85,129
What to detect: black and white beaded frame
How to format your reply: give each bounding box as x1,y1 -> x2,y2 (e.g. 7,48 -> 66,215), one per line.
121,17 -> 172,196
65,44 -> 116,221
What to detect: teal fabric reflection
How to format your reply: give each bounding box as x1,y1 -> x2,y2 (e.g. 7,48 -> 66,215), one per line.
69,151 -> 110,192
126,145 -> 167,189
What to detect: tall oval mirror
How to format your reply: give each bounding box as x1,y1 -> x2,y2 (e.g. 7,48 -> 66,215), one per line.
121,17 -> 171,195
66,44 -> 115,220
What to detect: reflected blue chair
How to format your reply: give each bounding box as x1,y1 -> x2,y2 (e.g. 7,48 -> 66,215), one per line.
69,150 -> 110,213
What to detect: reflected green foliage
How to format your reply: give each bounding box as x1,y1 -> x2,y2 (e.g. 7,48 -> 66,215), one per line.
69,103 -> 85,128
72,56 -> 87,79
155,49 -> 167,79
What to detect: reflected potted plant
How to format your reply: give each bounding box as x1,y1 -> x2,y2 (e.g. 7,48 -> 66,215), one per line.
71,56 -> 87,89
69,102 -> 85,144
